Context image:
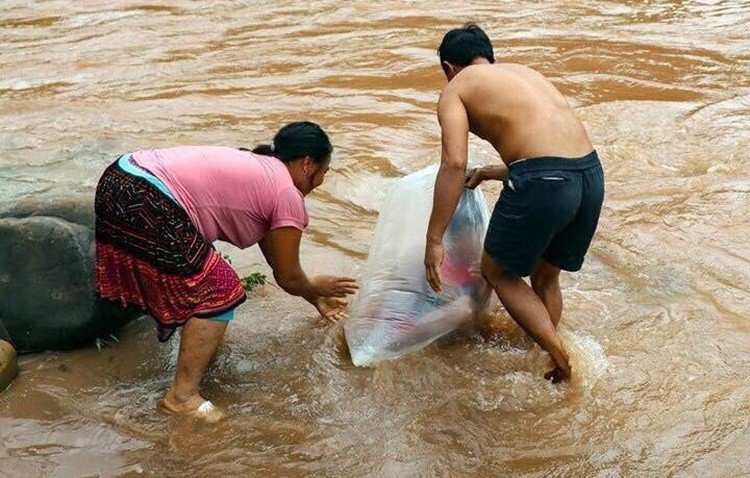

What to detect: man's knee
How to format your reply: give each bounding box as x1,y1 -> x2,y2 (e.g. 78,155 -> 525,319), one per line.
481,252 -> 516,289
480,253 -> 496,283
531,260 -> 560,291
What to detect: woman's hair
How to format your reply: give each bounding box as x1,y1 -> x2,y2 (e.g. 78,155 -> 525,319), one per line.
251,121 -> 332,164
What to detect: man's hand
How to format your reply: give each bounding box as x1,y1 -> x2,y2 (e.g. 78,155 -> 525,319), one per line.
465,167 -> 484,189
424,238 -> 445,292
314,296 -> 349,323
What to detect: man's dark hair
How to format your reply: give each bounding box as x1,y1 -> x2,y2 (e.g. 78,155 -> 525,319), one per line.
438,23 -> 495,67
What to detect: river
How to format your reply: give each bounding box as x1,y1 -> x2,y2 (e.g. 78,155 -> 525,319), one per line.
1,1 -> 749,476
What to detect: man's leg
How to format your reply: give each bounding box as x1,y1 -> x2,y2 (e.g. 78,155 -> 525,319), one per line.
163,317 -> 227,412
481,253 -> 571,382
531,260 -> 563,328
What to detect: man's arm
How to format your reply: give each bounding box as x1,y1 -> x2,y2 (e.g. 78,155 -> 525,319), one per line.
465,164 -> 509,189
480,164 -> 509,181
425,87 -> 469,291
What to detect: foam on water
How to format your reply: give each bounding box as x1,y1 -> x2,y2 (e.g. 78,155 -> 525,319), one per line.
559,328 -> 611,393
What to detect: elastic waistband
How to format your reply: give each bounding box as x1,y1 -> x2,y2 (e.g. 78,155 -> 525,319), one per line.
509,150 -> 600,173
115,153 -> 178,202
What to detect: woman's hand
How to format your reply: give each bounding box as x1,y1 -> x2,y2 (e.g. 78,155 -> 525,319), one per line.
314,296 -> 349,322
313,275 -> 359,298
465,167 -> 485,189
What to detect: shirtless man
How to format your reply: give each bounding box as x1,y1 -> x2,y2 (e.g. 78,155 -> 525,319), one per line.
424,24 -> 604,383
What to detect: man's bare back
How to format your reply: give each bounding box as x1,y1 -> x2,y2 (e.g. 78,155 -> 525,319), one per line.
440,62 -> 593,164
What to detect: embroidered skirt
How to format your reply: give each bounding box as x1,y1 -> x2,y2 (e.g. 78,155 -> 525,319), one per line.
94,158 -> 246,341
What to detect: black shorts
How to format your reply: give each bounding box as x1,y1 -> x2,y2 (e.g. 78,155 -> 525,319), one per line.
484,151 -> 604,277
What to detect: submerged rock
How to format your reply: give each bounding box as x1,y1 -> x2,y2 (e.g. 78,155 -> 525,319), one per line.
0,192 -> 142,353
0,339 -> 17,391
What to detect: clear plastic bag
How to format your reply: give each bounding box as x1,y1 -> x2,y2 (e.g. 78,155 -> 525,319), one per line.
345,165 -> 492,366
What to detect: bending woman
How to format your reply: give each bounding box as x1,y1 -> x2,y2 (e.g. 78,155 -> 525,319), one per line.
94,121 -> 358,421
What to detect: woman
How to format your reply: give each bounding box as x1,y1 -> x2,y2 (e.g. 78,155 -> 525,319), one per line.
95,121 -> 358,422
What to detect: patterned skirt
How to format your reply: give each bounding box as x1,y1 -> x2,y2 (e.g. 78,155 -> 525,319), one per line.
94,158 -> 246,341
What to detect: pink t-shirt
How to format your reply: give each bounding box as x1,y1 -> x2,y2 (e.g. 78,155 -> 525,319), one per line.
131,146 -> 308,249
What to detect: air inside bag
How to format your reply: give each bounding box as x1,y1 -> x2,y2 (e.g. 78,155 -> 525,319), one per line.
344,166 -> 492,366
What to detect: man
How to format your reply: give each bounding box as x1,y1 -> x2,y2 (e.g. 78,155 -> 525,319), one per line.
424,24 -> 604,383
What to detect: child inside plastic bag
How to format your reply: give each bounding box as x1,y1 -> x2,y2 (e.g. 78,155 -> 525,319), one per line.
345,165 -> 491,366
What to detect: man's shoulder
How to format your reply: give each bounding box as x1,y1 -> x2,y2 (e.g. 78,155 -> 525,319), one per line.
457,64 -> 549,96
439,65 -> 496,100
466,63 -> 537,79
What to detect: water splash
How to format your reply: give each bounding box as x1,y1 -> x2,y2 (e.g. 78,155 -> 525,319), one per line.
559,328 -> 611,393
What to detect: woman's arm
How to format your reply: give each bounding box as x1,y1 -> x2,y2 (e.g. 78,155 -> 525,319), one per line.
262,227 -> 358,303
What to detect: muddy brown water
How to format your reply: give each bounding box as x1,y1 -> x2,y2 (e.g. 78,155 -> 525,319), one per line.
1,1 -> 749,476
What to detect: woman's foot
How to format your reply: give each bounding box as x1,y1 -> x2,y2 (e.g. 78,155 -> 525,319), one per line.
159,388 -> 227,423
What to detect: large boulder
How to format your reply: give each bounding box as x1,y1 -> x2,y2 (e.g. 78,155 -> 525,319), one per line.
0,192 -> 142,354
0,339 -> 17,391
3,190 -> 96,229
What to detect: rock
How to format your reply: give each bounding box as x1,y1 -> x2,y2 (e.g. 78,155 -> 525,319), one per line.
1,189 -> 96,230
0,195 -> 142,353
0,339 -> 17,391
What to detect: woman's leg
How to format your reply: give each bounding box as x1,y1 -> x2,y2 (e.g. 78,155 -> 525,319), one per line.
163,317 -> 227,412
